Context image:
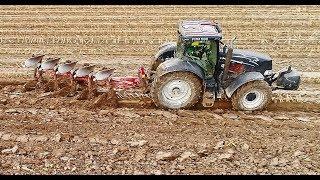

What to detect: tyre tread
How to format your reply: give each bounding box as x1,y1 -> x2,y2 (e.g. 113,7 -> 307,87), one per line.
231,80 -> 272,111
151,71 -> 203,109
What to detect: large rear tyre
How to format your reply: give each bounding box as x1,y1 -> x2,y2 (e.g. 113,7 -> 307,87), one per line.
151,72 -> 203,109
231,80 -> 272,111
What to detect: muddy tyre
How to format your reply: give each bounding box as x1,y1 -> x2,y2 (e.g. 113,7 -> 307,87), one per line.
151,72 -> 203,109
231,80 -> 272,111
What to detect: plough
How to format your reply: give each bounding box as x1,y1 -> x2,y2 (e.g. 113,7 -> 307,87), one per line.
23,54 -> 150,108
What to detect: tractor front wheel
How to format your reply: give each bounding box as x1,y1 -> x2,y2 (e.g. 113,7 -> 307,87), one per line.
151,72 -> 203,109
231,80 -> 271,111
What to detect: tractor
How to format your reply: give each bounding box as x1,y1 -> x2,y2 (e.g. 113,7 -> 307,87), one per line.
22,20 -> 301,111
149,20 -> 300,111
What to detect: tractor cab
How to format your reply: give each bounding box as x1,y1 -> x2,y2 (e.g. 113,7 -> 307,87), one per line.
175,20 -> 222,79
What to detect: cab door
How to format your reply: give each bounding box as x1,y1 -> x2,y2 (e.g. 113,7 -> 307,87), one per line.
185,40 -> 218,79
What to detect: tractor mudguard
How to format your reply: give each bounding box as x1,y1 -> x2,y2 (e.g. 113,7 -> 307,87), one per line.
224,72 -> 265,98
155,58 -> 205,81
151,43 -> 177,71
155,42 -> 177,60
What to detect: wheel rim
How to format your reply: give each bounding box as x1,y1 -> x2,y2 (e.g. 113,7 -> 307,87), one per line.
242,90 -> 265,110
161,79 -> 192,108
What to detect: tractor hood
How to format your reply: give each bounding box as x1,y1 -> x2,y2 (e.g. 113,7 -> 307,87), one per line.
231,49 -> 272,74
232,49 -> 272,61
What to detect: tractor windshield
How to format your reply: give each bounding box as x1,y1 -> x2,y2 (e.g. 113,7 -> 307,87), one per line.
177,38 -> 218,78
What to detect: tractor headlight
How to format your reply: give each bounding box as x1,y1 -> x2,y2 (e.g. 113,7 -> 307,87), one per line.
264,70 -> 273,76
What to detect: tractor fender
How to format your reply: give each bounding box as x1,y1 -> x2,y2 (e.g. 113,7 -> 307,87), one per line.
154,42 -> 177,60
155,58 -> 205,81
225,72 -> 265,98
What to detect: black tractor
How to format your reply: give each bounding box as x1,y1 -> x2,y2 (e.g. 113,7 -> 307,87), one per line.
149,20 -> 300,111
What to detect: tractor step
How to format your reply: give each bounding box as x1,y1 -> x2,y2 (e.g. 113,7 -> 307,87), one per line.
202,91 -> 215,107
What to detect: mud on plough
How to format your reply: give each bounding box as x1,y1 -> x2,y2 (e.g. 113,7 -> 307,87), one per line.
22,54 -> 151,109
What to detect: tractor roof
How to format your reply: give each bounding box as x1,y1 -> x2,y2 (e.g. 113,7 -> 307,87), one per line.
178,20 -> 222,40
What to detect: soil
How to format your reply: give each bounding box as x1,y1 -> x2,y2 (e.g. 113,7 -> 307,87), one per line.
0,56 -> 319,175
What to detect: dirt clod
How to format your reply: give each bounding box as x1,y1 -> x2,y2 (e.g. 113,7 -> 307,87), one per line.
5,109 -> 19,114
110,139 -> 120,145
51,134 -> 62,142
156,151 -> 178,161
273,115 -> 290,121
222,113 -> 239,120
16,135 -> 29,143
218,153 -> 233,160
127,140 -> 147,147
1,145 -> 18,154
179,151 -> 198,162
296,116 -> 310,122
0,99 -> 8,105
214,141 -> 225,150
1,134 -> 12,141
270,157 -> 279,166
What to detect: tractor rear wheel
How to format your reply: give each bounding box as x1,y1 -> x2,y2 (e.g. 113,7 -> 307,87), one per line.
151,72 -> 203,109
231,80 -> 271,111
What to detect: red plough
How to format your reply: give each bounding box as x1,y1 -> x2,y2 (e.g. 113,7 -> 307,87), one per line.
23,55 -> 151,108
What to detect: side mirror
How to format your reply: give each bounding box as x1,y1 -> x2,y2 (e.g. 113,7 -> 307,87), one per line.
223,45 -> 227,54
215,22 -> 222,33
230,37 -> 237,49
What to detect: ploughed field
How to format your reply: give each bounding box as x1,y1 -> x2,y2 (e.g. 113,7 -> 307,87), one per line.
0,5 -> 320,175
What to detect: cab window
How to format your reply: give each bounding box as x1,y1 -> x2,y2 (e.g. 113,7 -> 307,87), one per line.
185,41 -> 218,64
